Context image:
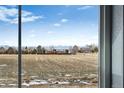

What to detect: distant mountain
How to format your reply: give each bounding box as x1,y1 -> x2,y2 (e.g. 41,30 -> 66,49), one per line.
45,45 -> 72,49
0,45 -> 17,49
0,45 -> 89,49
0,45 -> 10,49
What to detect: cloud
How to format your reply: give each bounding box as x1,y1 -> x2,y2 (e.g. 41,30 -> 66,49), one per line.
0,6 -> 18,23
28,29 -> 37,38
7,5 -> 17,8
22,10 -> 32,17
53,18 -> 68,27
61,19 -> 68,23
22,16 -> 42,23
78,6 -> 93,10
47,31 -> 55,34
53,23 -> 61,27
4,40 -> 15,45
30,30 -> 35,33
0,6 -> 43,24
65,5 -> 70,7
4,40 -> 10,43
58,13 -> 63,16
29,34 -> 36,38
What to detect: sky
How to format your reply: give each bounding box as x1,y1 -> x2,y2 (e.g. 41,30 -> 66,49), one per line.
0,5 -> 99,47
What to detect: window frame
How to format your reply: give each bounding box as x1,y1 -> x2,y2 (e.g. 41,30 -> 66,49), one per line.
17,5 -> 110,88
99,5 -> 112,88
18,5 -> 22,88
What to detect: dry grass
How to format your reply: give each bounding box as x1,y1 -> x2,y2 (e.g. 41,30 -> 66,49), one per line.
0,53 -> 98,88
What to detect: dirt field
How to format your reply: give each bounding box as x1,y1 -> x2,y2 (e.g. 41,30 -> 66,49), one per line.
0,53 -> 98,88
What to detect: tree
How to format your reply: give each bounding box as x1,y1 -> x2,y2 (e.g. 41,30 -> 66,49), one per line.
53,49 -> 56,54
41,47 -> 46,54
37,45 -> 42,54
86,44 -> 96,49
92,46 -> 98,53
72,45 -> 79,55
86,44 -> 98,53
65,49 -> 69,54
31,48 -> 37,54
0,47 -> 5,54
6,47 -> 16,54
79,48 -> 84,53
24,46 -> 29,54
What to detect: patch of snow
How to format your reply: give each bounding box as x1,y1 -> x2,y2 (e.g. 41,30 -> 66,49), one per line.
74,79 -> 81,83
30,76 -> 38,78
48,78 -> 56,82
79,81 -> 91,85
8,84 -> 17,86
87,74 -> 97,79
23,79 -> 49,86
89,74 -> 96,77
77,79 -> 80,82
58,81 -> 70,84
84,74 -> 89,76
65,74 -> 71,77
0,84 -> 6,86
34,80 -> 48,84
22,82 -> 30,87
52,81 -> 70,85
29,81 -> 41,85
0,79 -> 7,81
0,64 -> 7,67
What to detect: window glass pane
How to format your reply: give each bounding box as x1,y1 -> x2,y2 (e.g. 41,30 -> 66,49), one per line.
0,5 -> 18,87
22,5 -> 98,88
112,6 -> 123,88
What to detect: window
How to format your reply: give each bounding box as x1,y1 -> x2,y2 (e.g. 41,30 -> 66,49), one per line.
99,5 -> 124,88
0,5 -> 99,88
0,5 -> 18,87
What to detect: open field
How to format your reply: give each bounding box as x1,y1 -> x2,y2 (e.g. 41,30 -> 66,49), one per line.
0,53 -> 98,88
